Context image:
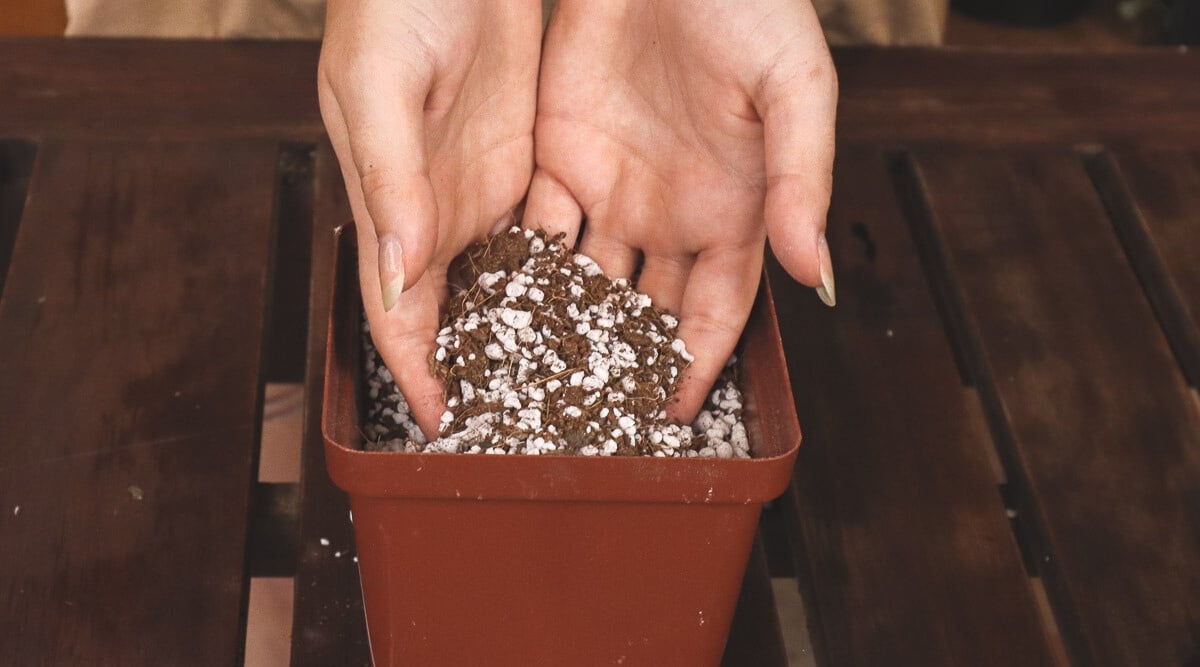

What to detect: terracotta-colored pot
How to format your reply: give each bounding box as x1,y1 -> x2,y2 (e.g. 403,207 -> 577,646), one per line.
323,226 -> 800,667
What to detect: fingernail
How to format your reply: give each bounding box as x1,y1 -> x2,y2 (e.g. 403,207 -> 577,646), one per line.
815,234 -> 836,307
379,234 -> 405,312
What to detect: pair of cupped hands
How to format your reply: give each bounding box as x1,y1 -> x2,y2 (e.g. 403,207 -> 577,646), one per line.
319,0 -> 838,439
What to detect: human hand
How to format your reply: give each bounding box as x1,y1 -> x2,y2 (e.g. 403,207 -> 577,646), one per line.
319,0 -> 542,438
525,0 -> 838,423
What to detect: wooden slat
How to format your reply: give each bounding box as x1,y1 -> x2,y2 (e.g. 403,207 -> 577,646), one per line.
833,49 -> 1200,146
4,40 -> 1200,147
290,142 -> 371,667
775,147 -> 1060,667
1089,148 -> 1200,386
911,148 -> 1200,667
0,140 -> 278,665
721,536 -> 789,667
0,39 -> 323,140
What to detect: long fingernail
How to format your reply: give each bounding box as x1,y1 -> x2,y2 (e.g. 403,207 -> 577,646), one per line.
815,234 -> 836,307
379,234 -> 405,312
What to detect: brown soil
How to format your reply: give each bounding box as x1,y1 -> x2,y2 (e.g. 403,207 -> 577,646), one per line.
363,227 -> 749,458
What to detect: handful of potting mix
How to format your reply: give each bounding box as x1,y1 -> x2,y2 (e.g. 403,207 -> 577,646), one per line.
363,227 -> 750,458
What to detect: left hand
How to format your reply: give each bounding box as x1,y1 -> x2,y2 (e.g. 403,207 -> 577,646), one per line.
525,0 -> 839,423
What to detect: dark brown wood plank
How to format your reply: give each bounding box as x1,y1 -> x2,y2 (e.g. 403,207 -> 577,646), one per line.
1089,148 -> 1200,386
911,148 -> 1200,667
4,40 -> 1200,148
0,140 -> 279,665
0,38 -> 323,140
721,535 -> 788,667
774,147 -> 1060,667
290,142 -> 371,667
834,48 -> 1200,146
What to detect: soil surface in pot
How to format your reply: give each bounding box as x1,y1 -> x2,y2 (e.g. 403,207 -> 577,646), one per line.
363,227 -> 749,458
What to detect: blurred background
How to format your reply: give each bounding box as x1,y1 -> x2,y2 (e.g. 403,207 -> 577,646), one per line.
1,0 -> 1198,47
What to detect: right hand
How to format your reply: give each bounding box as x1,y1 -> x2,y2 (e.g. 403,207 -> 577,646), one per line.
318,0 -> 542,438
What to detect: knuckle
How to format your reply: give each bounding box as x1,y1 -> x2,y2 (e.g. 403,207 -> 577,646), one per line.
358,165 -> 411,204
806,57 -> 838,92
688,310 -> 743,340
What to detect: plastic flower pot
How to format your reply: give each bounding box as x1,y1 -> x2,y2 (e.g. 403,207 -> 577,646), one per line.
322,225 -> 800,667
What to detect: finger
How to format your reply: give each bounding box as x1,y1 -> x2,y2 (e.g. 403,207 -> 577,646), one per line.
754,17 -> 838,306
636,254 -> 694,315
318,72 -> 370,235
360,264 -> 448,441
323,85 -> 448,439
666,244 -> 763,424
334,67 -> 439,311
523,167 -> 583,245
577,225 -> 640,280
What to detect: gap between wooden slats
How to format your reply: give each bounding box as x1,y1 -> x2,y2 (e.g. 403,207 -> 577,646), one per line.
777,146 -> 1063,667
245,141 -> 315,573
721,536 -> 790,667
1083,148 -> 1200,388
890,153 -> 1050,578
261,143 -> 316,386
289,141 -> 371,667
242,142 -> 318,666
900,147 -> 1200,667
892,153 -> 1072,666
0,139 -> 35,296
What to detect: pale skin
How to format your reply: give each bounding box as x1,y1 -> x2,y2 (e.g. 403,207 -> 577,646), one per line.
320,0 -> 836,439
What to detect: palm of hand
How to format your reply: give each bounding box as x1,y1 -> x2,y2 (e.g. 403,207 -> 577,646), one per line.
530,1 -> 836,420
535,4 -> 772,261
418,13 -> 540,266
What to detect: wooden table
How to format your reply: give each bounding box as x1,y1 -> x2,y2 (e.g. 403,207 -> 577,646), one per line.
2,39 -> 1198,667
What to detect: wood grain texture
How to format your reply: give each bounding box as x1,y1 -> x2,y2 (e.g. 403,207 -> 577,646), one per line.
3,39 -> 1200,145
290,142 -> 371,667
833,48 -> 1200,146
0,39 -> 323,140
912,148 -> 1200,667
0,140 -> 278,665
774,147 -> 1060,667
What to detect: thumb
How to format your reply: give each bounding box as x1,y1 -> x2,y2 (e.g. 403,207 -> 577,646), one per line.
756,46 -> 838,307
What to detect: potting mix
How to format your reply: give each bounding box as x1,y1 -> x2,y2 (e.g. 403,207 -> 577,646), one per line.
363,227 -> 750,458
